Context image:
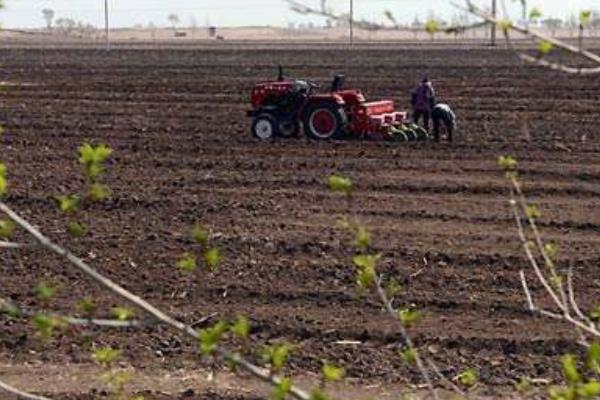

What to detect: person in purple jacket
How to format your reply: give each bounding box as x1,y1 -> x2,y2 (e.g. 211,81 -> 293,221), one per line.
410,78 -> 436,132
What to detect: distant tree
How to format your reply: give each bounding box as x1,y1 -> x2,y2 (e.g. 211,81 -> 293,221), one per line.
168,13 -> 180,32
55,18 -> 76,35
42,8 -> 55,29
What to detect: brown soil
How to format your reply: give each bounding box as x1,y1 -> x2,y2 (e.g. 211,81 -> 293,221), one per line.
0,43 -> 599,399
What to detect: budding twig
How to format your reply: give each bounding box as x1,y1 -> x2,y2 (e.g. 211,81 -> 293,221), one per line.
374,276 -> 440,400
458,0 -> 600,75
0,202 -> 312,400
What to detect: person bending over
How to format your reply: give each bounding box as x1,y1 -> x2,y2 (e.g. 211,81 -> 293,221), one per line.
431,102 -> 456,142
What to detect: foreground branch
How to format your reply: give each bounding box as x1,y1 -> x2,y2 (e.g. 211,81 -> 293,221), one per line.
286,0 -> 487,35
459,0 -> 600,74
0,378 -> 53,400
0,202 -> 312,400
374,277 -> 440,400
507,179 -> 599,341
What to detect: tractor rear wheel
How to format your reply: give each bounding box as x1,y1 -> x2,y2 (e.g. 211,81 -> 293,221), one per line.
303,102 -> 347,140
251,113 -> 278,140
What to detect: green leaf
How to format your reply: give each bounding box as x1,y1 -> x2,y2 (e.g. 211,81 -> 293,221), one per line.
544,243 -> 559,259
401,346 -> 417,364
354,225 -> 371,250
78,143 -> 113,166
352,254 -> 380,289
578,380 -> 600,397
203,247 -> 222,270
76,297 -> 97,315
425,19 -> 439,35
0,162 -> 6,196
271,377 -> 292,400
0,219 -> 15,239
309,389 -> 330,400
192,224 -> 208,246
78,143 -> 112,181
537,40 -> 554,55
457,368 -> 479,387
352,254 -> 379,270
89,183 -> 111,201
587,342 -> 600,373
57,195 -> 80,214
32,313 -> 67,342
590,307 -> 600,322
92,347 -> 121,366
529,7 -> 543,20
272,344 -> 292,372
580,10 -> 592,25
322,364 -> 345,382
36,281 -> 56,302
111,306 -> 134,321
386,278 -> 403,298
499,19 -> 513,34
525,204 -> 542,219
516,376 -> 532,394
561,354 -> 581,384
100,370 -> 133,392
498,155 -> 517,171
198,321 -> 228,356
398,308 -> 421,327
176,253 -> 197,273
263,344 -> 293,372
86,163 -> 104,181
231,315 -> 250,338
67,221 -> 87,237
327,175 -> 352,194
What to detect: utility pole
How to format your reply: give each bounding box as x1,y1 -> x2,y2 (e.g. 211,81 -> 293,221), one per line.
104,0 -> 110,51
349,0 -> 354,46
490,0 -> 497,46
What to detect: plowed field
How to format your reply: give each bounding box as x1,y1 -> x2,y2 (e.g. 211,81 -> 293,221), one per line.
1,43 -> 599,399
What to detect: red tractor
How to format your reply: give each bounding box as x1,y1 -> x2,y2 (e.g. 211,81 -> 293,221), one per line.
247,67 -> 428,141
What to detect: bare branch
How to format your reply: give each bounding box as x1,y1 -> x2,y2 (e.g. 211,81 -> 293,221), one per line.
519,270 -> 535,312
0,378 -> 53,400
444,21 -> 488,34
508,190 -> 566,313
286,0 -> 485,34
510,178 -> 570,314
508,181 -> 600,340
374,277 -> 440,400
517,53 -> 600,75
425,358 -> 466,396
0,202 -> 312,400
0,241 -> 27,249
457,0 -> 600,74
567,267 -> 593,326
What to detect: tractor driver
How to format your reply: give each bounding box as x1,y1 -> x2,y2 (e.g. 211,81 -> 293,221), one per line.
410,78 -> 435,132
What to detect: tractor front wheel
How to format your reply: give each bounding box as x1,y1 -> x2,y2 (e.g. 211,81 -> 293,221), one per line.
251,113 -> 278,140
303,102 -> 347,140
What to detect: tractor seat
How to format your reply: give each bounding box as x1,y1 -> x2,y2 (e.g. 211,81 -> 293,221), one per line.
292,80 -> 311,93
